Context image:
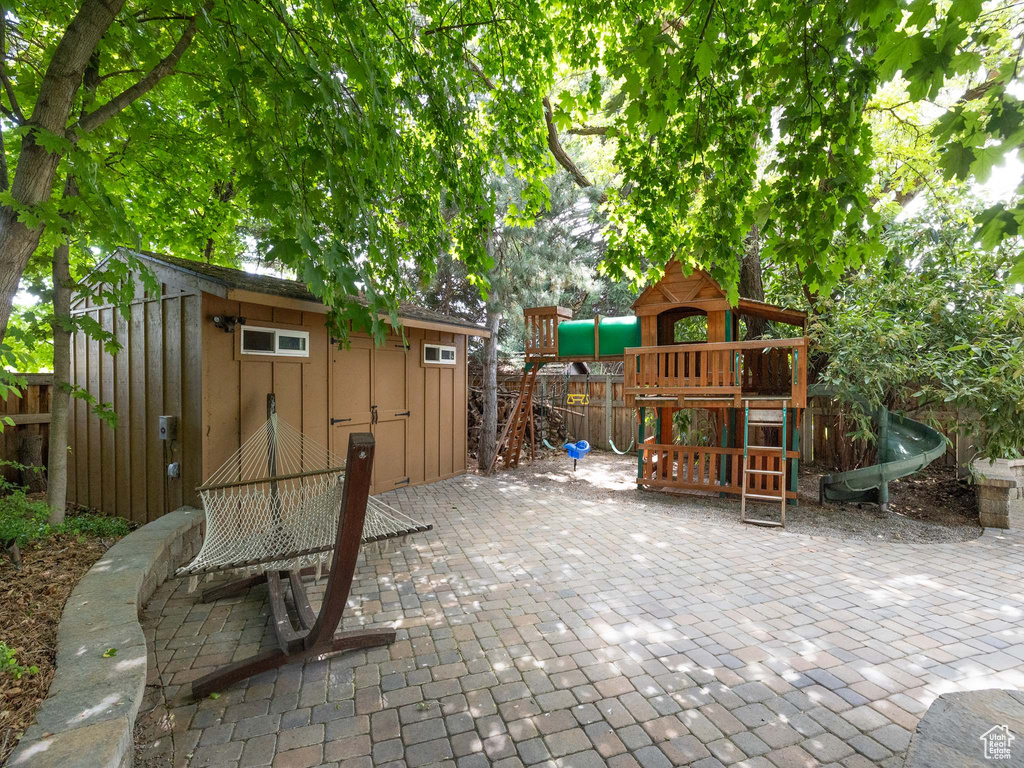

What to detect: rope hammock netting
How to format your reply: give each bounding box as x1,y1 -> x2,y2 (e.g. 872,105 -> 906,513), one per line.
177,410 -> 429,591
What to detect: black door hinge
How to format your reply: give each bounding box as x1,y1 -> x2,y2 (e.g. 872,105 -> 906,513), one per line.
394,477 -> 411,486
330,417 -> 352,425
396,410 -> 410,417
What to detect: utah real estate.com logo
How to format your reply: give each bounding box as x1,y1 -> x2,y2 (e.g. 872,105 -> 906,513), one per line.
981,725 -> 1015,761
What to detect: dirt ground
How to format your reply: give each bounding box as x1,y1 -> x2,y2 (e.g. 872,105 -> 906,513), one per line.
0,535 -> 120,763
492,449 -> 981,544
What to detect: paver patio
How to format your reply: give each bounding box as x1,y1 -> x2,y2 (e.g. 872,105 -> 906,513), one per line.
136,469 -> 1024,768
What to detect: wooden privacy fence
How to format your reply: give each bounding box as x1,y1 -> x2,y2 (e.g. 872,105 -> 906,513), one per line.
0,373 -> 52,489
800,403 -> 969,475
476,371 -> 969,473
469,373 -> 637,453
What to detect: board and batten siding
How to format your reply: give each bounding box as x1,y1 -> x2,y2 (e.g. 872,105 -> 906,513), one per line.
201,295 -> 469,496
67,259 -> 473,524
68,280 -> 203,523
200,294 -> 331,483
406,329 -> 468,486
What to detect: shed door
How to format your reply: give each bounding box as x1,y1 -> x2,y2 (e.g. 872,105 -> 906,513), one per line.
329,336 -> 373,462
371,340 -> 409,491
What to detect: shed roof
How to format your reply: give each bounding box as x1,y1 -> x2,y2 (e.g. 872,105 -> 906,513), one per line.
126,250 -> 490,337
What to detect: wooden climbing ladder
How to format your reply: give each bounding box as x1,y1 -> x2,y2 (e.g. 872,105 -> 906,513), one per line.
740,398 -> 790,528
487,365 -> 542,473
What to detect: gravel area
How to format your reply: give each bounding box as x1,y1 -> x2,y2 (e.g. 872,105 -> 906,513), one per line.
494,449 -> 982,544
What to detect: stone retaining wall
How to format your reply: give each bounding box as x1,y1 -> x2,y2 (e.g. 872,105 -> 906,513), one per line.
973,458 -> 1024,529
5,508 -> 204,768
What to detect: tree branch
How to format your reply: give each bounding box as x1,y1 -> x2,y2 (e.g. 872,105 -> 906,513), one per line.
543,96 -> 593,189
0,16 -> 25,124
73,2 -> 212,134
961,68 -> 1001,102
0,118 -> 7,191
423,17 -> 510,36
566,125 -> 609,136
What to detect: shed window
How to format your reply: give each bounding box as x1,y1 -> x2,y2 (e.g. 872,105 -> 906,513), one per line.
423,343 -> 456,365
275,330 -> 308,356
241,327 -> 309,357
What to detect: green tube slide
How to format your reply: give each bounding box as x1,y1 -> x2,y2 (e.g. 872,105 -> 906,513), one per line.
557,316 -> 641,358
808,383 -> 946,510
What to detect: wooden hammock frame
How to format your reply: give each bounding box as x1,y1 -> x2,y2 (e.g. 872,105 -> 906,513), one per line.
190,429 -> 395,699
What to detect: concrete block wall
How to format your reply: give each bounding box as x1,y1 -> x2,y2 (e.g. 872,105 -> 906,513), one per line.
973,459 -> 1024,529
5,508 -> 205,768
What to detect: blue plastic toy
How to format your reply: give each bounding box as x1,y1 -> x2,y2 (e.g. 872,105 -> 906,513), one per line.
563,440 -> 591,470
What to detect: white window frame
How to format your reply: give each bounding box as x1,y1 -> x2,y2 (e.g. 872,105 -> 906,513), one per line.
423,343 -> 456,366
274,329 -> 309,357
240,326 -> 310,358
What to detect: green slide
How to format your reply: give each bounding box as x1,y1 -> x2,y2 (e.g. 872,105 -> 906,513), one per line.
807,384 -> 947,510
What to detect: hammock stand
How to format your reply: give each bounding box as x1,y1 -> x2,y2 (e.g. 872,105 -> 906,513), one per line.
178,395 -> 430,699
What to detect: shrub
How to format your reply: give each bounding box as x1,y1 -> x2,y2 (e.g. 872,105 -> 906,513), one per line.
0,642 -> 38,680
0,489 -> 51,548
0,482 -> 132,550
58,512 -> 131,539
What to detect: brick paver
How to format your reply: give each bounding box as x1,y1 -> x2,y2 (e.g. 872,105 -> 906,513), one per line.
137,471 -> 1024,767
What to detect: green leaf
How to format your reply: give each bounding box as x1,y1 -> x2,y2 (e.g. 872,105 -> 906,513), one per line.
949,0 -> 982,23
938,142 -> 975,180
951,51 -> 982,75
31,127 -> 73,155
694,41 -> 715,79
1010,256 -> 1024,284
970,145 -> 1004,184
875,34 -> 920,81
102,648 -> 117,658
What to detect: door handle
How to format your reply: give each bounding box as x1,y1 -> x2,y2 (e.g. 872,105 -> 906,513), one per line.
370,405 -> 378,424
330,417 -> 352,425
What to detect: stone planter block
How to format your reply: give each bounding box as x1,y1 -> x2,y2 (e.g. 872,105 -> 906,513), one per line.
5,507 -> 204,768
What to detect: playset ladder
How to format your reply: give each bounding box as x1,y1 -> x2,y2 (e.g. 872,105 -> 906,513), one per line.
740,399 -> 790,528
488,366 -> 540,473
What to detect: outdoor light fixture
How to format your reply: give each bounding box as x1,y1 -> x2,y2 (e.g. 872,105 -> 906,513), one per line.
212,315 -> 246,333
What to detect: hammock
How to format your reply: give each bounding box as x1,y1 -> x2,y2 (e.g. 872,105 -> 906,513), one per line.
177,403 -> 430,590
187,429 -> 399,699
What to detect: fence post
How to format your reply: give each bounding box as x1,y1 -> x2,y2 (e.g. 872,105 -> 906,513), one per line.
802,406 -> 815,462
583,376 -> 591,446
605,374 -> 613,451
540,376 -> 547,447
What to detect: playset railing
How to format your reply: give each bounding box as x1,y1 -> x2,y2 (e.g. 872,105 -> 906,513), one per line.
624,338 -> 808,408
638,443 -> 798,499
524,306 -> 572,359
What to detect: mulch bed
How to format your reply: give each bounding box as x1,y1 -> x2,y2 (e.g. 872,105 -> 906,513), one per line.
801,461 -> 979,528
0,534 -> 121,763
885,463 -> 979,526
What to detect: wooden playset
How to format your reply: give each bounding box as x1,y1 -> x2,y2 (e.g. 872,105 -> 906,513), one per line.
494,260 -> 808,527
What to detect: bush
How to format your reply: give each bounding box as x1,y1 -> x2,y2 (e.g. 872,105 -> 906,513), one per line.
0,483 -> 131,549
0,489 -> 51,548
58,511 -> 131,539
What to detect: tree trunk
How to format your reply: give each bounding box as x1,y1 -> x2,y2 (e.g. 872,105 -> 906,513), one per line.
477,308 -> 502,471
47,235 -> 73,525
0,0 -> 126,344
19,434 -> 46,494
740,226 -> 768,339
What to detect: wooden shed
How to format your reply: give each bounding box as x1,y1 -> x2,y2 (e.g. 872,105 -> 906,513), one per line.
67,249 -> 489,524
